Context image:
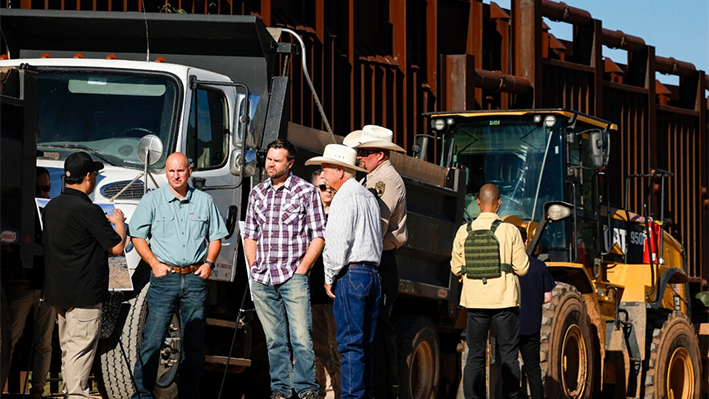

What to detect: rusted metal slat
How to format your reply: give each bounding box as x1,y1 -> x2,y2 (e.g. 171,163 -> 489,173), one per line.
699,70 -> 709,278
592,19 -> 602,117
469,0 -> 483,107
647,46 -> 658,219
513,0 -> 543,106
390,0 -> 407,142
347,0 -> 354,131
426,0 -> 437,97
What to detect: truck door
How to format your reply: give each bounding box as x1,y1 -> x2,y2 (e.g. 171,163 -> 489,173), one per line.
181,72 -> 242,282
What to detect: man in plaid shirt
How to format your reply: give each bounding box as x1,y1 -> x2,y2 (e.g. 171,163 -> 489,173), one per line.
243,139 -> 326,399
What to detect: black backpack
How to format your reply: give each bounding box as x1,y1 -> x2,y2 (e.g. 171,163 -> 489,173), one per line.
463,219 -> 512,284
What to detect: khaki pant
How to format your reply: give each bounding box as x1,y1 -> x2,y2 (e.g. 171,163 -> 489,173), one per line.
55,304 -> 101,399
7,289 -> 56,390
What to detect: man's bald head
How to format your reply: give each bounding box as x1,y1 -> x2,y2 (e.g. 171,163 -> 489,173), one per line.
166,152 -> 189,169
165,152 -> 192,197
479,184 -> 500,205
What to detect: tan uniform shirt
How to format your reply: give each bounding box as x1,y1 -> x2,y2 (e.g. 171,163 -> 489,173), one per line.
450,212 -> 529,309
362,160 -> 408,250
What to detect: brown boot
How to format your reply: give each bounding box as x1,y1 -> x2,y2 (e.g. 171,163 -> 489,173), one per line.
29,387 -> 44,399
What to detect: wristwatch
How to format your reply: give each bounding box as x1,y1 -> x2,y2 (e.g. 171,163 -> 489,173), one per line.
204,260 -> 215,270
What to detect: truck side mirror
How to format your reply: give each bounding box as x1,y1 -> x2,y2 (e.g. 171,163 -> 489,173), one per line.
137,134 -> 164,166
229,147 -> 257,177
590,130 -> 610,168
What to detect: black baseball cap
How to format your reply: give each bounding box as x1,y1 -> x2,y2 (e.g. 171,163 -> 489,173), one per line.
64,152 -> 104,178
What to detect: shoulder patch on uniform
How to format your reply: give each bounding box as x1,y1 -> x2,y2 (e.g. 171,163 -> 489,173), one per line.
375,181 -> 386,197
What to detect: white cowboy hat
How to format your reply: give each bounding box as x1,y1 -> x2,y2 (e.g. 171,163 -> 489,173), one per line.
342,125 -> 406,153
305,144 -> 368,173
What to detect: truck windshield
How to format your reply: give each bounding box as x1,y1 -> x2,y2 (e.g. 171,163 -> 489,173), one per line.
444,118 -> 564,224
36,70 -> 179,169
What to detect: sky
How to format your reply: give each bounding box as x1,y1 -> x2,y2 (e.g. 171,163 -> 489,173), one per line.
487,0 -> 709,86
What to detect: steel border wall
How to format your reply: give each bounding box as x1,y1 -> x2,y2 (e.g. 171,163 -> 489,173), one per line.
2,0 -> 706,280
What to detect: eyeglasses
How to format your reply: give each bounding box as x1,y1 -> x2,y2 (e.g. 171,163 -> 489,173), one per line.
38,185 -> 51,192
318,184 -> 334,193
356,149 -> 381,157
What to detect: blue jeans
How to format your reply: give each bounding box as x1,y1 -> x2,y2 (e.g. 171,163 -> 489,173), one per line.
333,264 -> 381,399
251,272 -> 318,396
132,272 -> 208,399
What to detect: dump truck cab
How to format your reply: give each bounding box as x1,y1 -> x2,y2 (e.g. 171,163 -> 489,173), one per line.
0,57 -> 256,282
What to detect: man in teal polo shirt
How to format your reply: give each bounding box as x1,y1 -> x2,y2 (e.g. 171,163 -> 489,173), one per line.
129,152 -> 228,399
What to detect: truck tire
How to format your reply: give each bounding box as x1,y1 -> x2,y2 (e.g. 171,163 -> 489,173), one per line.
99,270 -> 180,399
643,311 -> 701,399
395,316 -> 440,399
539,282 -> 596,399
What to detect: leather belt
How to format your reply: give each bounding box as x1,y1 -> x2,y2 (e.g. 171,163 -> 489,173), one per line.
170,264 -> 201,274
337,262 -> 377,279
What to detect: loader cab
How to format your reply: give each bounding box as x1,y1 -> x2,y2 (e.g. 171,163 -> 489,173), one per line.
425,109 -> 613,267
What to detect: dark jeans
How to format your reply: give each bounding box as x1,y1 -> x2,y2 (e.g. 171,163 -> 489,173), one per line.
373,250 -> 399,399
464,307 -> 521,399
519,331 -> 543,399
334,263 -> 381,399
132,272 -> 208,399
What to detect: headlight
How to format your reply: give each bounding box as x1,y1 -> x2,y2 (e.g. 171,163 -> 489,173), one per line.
544,115 -> 557,128
546,203 -> 572,221
432,119 -> 447,131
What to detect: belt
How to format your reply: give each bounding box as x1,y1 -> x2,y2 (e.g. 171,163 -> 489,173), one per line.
337,262 -> 377,279
348,262 -> 377,267
169,264 -> 201,274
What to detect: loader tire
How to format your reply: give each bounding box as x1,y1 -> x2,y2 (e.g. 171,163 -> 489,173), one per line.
98,267 -> 179,399
395,316 -> 440,399
643,311 -> 701,399
539,282 -> 596,399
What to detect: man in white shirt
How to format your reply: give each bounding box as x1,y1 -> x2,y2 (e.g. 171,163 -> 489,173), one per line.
306,144 -> 382,399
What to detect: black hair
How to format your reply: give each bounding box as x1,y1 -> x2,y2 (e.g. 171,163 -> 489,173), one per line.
267,139 -> 297,161
36,166 -> 50,179
64,175 -> 85,185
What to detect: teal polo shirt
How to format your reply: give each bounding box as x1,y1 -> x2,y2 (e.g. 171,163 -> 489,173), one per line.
130,186 -> 228,266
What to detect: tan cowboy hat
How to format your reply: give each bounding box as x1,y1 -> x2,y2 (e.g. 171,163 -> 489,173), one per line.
305,144 -> 368,173
342,125 -> 406,153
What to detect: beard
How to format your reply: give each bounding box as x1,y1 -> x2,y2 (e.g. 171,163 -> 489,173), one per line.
268,167 -> 288,180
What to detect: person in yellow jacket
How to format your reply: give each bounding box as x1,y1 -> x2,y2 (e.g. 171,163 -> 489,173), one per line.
451,183 -> 529,399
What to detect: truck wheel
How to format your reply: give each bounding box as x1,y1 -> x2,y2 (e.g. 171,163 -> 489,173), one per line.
395,316 -> 440,399
99,274 -> 180,399
539,282 -> 596,399
643,311 -> 701,399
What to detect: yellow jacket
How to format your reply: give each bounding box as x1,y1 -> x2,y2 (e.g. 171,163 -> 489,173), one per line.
450,212 -> 529,309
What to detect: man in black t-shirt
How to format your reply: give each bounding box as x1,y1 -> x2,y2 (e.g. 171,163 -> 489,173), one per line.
516,227 -> 555,399
43,152 -> 127,399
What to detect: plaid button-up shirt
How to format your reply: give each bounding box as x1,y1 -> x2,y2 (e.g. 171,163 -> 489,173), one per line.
244,172 -> 326,285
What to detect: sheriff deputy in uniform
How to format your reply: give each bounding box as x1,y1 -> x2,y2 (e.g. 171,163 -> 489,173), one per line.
343,125 -> 407,399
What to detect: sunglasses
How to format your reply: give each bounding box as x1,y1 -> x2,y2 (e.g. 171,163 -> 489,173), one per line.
318,184 -> 334,193
356,149 -> 381,157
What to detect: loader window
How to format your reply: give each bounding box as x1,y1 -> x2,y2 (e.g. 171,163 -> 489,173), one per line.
445,118 -> 564,223
185,88 -> 228,170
